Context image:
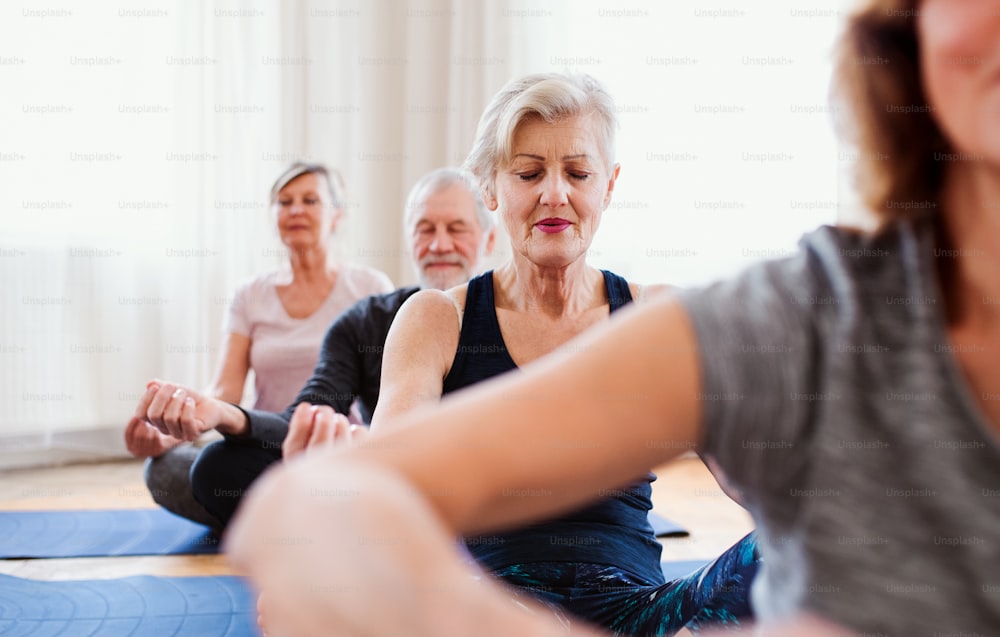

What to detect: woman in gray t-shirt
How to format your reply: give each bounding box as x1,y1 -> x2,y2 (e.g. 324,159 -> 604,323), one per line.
225,2 -> 1000,636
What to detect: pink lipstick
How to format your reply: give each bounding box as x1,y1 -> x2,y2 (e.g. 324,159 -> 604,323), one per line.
535,218 -> 571,234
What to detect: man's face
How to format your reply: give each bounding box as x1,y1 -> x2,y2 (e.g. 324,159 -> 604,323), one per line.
409,184 -> 491,290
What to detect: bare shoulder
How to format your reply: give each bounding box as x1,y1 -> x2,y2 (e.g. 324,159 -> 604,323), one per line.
628,281 -> 674,304
389,288 -> 464,355
398,288 -> 463,326
375,288 -> 466,423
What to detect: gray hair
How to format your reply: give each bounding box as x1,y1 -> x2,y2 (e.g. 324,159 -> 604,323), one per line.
463,73 -> 618,199
403,167 -> 493,234
270,162 -> 347,208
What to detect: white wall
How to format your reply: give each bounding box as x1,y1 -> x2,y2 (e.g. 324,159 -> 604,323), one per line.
0,0 -> 854,462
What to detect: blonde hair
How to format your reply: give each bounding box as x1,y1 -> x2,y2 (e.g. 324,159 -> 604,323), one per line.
269,162 -> 347,208
464,73 -> 618,199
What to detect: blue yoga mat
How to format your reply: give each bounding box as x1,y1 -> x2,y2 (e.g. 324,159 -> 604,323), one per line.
0,509 -> 680,559
0,573 -> 257,637
648,510 -> 688,538
0,566 -> 706,636
0,509 -> 219,558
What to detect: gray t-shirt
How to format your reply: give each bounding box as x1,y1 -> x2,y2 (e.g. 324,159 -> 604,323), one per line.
678,219 -> 1000,636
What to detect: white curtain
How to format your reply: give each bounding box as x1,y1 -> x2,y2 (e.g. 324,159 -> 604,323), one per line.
0,0 -> 537,466
0,0 -> 851,467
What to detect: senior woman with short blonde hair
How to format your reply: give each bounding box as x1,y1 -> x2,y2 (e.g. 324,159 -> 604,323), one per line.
361,73 -> 759,636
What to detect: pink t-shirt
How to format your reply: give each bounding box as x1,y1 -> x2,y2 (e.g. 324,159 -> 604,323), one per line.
225,264 -> 394,413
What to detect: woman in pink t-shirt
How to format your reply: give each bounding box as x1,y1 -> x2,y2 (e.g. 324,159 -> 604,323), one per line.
124,163 -> 392,527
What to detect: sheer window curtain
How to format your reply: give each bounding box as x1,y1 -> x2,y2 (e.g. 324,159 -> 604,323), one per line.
0,0 -> 536,468
513,0 -> 855,285
2,1 -> 852,469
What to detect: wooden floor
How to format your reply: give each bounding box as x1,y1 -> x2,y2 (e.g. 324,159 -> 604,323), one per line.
0,454 -> 753,582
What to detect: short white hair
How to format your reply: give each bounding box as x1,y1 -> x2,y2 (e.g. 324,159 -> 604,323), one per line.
403,167 -> 493,234
464,73 -> 618,200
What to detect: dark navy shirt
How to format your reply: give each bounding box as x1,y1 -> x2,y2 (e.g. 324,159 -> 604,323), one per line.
445,271 -> 664,585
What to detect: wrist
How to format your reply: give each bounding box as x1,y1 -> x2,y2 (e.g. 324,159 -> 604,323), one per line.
216,401 -> 250,437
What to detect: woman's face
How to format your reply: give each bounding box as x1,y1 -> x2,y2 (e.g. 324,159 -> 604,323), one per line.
918,0 -> 1000,164
491,114 -> 619,270
273,172 -> 341,252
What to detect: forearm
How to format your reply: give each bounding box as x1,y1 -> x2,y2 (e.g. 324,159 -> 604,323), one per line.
355,297 -> 701,536
207,332 -> 251,405
227,453 -> 606,637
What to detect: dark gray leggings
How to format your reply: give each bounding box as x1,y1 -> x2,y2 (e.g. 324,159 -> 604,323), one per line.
145,439 -> 280,531
144,444 -> 221,530
189,439 -> 282,529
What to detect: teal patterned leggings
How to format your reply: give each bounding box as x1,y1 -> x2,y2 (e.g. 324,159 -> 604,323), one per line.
492,532 -> 758,636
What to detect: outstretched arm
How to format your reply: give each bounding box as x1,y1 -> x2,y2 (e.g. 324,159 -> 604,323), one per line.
359,293 -> 702,533
228,295 -> 697,637
228,459 -> 603,637
227,294 -> 848,636
229,454 -> 847,637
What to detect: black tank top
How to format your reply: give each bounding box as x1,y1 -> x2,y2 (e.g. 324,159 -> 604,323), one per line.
443,270 -> 664,584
